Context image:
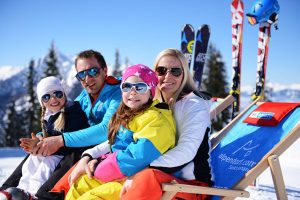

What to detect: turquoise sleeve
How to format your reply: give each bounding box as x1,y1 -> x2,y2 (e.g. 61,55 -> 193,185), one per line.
63,97 -> 120,147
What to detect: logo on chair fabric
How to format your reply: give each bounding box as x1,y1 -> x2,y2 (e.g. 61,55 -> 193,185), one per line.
249,111 -> 274,120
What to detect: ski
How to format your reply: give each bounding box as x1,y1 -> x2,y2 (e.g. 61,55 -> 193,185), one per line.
193,24 -> 211,89
181,24 -> 195,69
252,22 -> 271,100
230,0 -> 244,119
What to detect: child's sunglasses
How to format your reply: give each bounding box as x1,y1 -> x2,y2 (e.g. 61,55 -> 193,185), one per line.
155,66 -> 183,77
121,82 -> 150,94
75,67 -> 100,81
41,91 -> 64,103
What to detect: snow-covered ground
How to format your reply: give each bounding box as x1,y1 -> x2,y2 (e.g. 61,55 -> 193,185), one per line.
0,147 -> 300,199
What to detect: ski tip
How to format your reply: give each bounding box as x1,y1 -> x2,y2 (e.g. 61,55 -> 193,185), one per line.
182,24 -> 194,31
231,0 -> 244,13
198,24 -> 211,33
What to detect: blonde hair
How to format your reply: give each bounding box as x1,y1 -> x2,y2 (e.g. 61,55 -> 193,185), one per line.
41,106 -> 48,137
54,108 -> 65,132
154,48 -> 196,103
40,99 -> 66,137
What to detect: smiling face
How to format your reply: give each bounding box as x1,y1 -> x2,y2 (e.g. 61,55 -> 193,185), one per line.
156,55 -> 184,102
42,90 -> 66,113
122,76 -> 151,109
76,56 -> 107,96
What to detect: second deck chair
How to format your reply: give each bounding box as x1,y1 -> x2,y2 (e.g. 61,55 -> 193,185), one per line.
161,98 -> 300,200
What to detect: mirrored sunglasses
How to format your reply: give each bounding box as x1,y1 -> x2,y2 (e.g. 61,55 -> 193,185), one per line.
75,67 -> 100,81
41,91 -> 64,103
156,66 -> 183,77
121,82 -> 150,94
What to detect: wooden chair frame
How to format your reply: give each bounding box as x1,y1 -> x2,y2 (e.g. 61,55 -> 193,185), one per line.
161,98 -> 300,200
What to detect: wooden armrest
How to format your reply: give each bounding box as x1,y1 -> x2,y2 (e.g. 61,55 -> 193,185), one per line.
161,183 -> 250,198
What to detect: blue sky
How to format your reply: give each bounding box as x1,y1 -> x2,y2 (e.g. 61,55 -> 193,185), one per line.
0,0 -> 299,86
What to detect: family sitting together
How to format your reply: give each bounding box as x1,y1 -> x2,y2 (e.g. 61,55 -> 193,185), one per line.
0,48 -> 213,200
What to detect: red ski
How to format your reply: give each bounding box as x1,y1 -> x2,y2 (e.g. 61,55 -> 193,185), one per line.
230,0 -> 244,119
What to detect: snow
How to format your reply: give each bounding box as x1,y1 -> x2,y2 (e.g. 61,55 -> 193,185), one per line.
0,149 -> 26,187
1,146 -> 300,199
0,157 -> 24,182
0,66 -> 24,81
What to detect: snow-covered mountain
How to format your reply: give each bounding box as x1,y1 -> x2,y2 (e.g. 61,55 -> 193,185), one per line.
0,48 -> 124,139
0,66 -> 24,81
240,83 -> 300,110
0,49 -> 78,102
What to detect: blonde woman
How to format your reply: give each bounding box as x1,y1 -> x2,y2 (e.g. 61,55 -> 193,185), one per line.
121,49 -> 213,200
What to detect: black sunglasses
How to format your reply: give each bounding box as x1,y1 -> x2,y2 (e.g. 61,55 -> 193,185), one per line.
156,66 -> 183,77
120,82 -> 150,94
41,91 -> 64,103
75,67 -> 101,81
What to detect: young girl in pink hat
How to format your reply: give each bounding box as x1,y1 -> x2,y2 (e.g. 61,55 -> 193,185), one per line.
66,64 -> 176,200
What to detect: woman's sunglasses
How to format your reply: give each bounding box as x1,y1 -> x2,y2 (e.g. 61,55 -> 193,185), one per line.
75,67 -> 100,81
121,82 -> 150,94
155,66 -> 183,77
41,91 -> 64,103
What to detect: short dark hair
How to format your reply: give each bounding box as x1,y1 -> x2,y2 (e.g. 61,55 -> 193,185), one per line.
75,50 -> 107,69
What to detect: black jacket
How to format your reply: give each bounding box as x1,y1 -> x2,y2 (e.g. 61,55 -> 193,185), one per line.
1,101 -> 92,199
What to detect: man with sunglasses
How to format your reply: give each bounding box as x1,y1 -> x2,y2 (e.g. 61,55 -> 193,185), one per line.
34,49 -> 122,156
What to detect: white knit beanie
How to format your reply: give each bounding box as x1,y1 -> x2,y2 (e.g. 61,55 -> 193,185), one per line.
36,76 -> 65,105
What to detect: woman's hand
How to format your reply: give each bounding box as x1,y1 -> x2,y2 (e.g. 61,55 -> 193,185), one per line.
68,156 -> 91,185
120,177 -> 133,198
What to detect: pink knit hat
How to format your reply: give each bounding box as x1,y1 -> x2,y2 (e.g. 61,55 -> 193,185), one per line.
122,64 -> 158,97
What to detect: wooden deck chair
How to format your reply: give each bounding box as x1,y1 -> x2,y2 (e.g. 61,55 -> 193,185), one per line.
161,98 -> 300,200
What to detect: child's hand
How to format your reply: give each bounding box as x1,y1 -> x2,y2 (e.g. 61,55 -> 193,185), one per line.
68,156 -> 91,185
20,138 -> 39,153
86,159 -> 99,178
19,132 -> 41,153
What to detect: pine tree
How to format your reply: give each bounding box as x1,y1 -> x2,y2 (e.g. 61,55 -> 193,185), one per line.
4,100 -> 20,146
203,44 -> 230,132
112,49 -> 122,77
0,126 -> 5,147
26,59 -> 41,134
44,42 -> 61,78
